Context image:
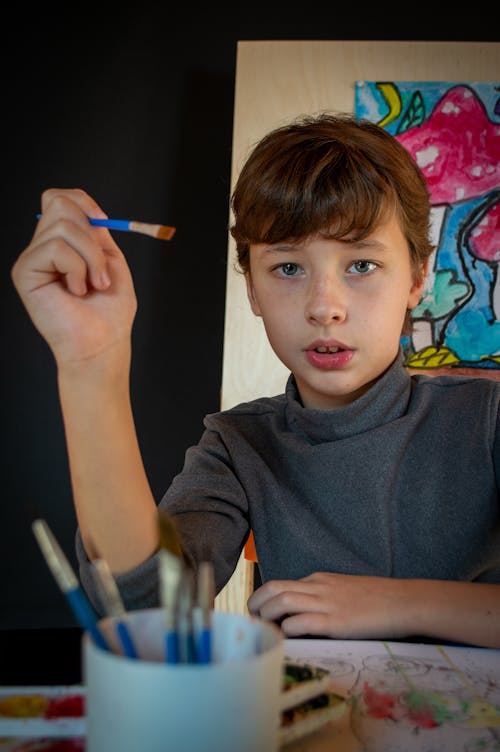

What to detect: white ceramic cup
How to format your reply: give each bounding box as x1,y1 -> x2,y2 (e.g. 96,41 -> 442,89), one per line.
83,607 -> 283,752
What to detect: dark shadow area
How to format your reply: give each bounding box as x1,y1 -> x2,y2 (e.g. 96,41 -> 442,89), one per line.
0,628 -> 83,685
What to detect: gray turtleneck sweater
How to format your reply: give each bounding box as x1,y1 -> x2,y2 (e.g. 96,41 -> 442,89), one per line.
77,353 -> 500,613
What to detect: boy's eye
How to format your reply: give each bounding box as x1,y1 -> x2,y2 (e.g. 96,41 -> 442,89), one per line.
349,260 -> 378,274
278,262 -> 301,276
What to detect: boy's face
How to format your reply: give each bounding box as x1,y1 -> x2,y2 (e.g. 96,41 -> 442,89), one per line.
245,211 -> 426,409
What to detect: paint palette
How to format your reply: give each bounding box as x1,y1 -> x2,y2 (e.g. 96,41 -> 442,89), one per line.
280,659 -> 332,710
0,687 -> 86,739
0,740 -> 85,751
279,659 -> 347,745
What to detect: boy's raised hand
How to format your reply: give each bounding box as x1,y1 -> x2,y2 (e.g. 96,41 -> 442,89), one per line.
11,188 -> 137,368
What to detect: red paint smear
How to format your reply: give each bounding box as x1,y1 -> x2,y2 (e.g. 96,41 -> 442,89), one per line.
363,682 -> 443,729
44,695 -> 85,719
363,681 -> 399,719
407,707 -> 440,728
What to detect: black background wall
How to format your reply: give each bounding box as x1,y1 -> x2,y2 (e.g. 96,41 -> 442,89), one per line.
1,5 -> 495,681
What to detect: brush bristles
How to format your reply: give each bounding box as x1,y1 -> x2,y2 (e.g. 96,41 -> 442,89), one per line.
32,519 -> 78,592
197,561 -> 215,614
156,224 -> 176,240
129,220 -> 176,241
158,509 -> 183,558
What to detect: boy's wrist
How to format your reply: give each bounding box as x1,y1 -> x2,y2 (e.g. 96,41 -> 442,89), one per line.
383,578 -> 431,639
395,579 -> 472,642
56,341 -> 131,388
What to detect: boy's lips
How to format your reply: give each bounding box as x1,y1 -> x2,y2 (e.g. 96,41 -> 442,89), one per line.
306,338 -> 351,352
304,340 -> 354,370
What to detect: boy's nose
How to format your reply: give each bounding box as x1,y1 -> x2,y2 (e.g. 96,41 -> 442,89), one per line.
305,278 -> 347,325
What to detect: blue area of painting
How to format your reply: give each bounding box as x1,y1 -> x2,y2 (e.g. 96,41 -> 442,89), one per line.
355,81 -> 500,133
439,195 -> 500,360
356,81 -> 500,369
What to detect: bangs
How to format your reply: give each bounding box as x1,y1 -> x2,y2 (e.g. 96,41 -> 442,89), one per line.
230,113 -> 433,278
232,142 -> 397,247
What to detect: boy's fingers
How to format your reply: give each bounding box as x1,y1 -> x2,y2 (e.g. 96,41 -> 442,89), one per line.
36,192 -> 123,263
14,238 -> 88,297
40,188 -> 108,223
14,221 -> 113,297
248,579 -> 306,614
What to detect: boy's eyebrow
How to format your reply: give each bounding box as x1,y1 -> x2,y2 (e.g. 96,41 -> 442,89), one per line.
260,243 -> 301,253
259,238 -> 389,253
345,238 -> 388,251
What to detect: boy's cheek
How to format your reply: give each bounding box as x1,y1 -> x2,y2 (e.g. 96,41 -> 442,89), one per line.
244,274 -> 263,316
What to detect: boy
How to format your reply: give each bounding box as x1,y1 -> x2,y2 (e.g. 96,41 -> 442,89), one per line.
11,113 -> 500,648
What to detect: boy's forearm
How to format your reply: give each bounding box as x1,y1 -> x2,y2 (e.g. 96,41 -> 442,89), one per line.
58,355 -> 160,574
404,579 -> 500,649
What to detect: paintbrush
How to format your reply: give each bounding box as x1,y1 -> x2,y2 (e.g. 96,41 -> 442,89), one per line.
176,568 -> 197,664
36,214 -> 176,241
158,509 -> 183,558
90,558 -> 138,659
158,509 -> 184,663
32,519 -> 110,651
196,561 -> 215,664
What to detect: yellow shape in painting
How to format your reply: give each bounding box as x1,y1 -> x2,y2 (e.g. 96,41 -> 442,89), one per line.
481,354 -> 500,365
406,346 -> 460,369
376,83 -> 402,128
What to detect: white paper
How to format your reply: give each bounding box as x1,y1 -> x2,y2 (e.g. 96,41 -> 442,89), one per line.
283,639 -> 500,751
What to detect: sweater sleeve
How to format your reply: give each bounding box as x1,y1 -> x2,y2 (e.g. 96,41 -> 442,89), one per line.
159,423 -> 251,594
76,529 -> 162,613
75,421 -> 250,611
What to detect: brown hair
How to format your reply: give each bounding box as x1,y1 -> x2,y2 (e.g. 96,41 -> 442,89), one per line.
230,112 -> 434,281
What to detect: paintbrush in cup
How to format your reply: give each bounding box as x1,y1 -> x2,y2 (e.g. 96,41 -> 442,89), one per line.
158,510 -> 184,663
90,558 -> 138,659
32,518 -> 110,651
196,561 -> 215,664
176,568 -> 197,664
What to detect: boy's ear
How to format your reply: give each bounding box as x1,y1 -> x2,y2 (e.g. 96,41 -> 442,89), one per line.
408,258 -> 430,310
244,272 -> 262,317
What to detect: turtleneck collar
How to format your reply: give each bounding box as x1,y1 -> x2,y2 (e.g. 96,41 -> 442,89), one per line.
284,349 -> 412,443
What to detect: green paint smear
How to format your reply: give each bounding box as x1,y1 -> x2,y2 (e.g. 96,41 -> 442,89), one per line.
405,690 -> 469,723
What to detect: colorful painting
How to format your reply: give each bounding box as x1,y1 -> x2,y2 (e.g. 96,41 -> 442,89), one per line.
286,638 -> 500,751
355,81 -> 500,374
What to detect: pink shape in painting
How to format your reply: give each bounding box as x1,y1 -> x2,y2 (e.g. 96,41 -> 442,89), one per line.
468,198 -> 500,263
397,85 -> 500,206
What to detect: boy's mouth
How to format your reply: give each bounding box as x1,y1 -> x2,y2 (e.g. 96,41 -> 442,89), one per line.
313,346 -> 341,354
305,341 -> 354,370
307,339 -> 349,353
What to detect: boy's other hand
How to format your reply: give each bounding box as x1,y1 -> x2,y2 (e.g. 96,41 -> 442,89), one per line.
248,572 -> 414,640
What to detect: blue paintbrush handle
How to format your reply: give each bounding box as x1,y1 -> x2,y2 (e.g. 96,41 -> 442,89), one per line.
179,630 -> 197,664
36,214 -> 130,231
87,218 -> 131,230
66,588 -> 110,651
116,620 -> 138,659
197,628 -> 211,664
166,630 -> 180,664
